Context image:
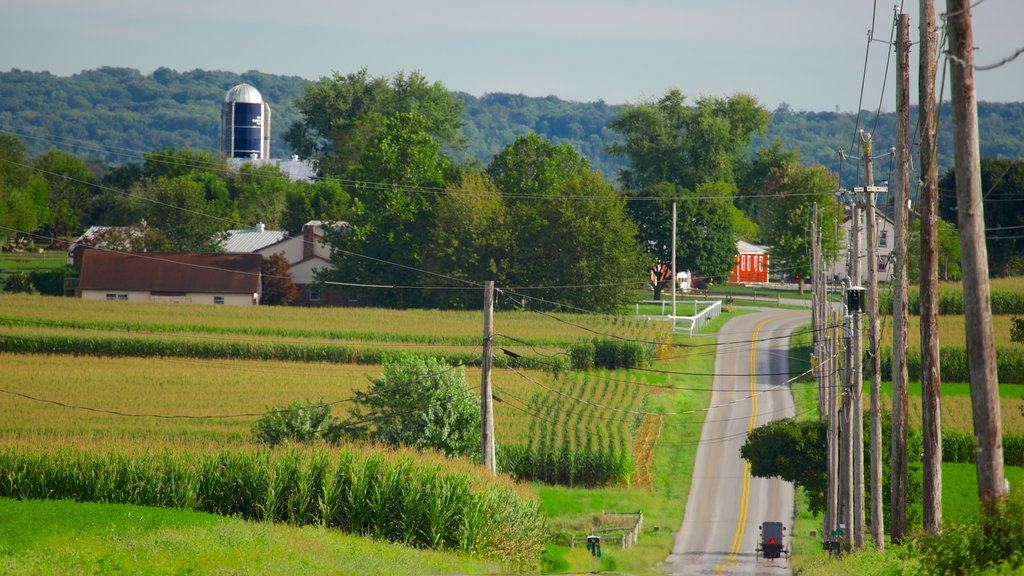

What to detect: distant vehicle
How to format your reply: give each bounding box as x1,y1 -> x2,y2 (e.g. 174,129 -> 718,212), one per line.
756,521 -> 789,563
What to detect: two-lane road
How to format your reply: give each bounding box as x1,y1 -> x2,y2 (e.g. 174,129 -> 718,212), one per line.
666,310 -> 809,575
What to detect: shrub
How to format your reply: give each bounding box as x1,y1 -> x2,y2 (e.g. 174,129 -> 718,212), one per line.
941,431 -> 1024,467
252,399 -> 341,446
29,268 -> 70,296
341,354 -> 480,458
914,487 -> 1024,575
568,340 -> 595,371
569,338 -> 654,370
876,346 -> 1024,384
1,273 -> 35,294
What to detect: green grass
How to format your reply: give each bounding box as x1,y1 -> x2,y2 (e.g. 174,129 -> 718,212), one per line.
941,463 -> 1024,522
0,251 -> 67,274
792,464 -> 1024,576
696,306 -> 754,334
0,498 -> 502,575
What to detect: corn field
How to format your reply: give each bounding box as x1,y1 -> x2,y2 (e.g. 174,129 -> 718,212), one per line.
493,370 -> 648,486
0,445 -> 545,568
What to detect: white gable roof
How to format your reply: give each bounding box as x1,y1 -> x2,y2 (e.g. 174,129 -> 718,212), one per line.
736,240 -> 769,254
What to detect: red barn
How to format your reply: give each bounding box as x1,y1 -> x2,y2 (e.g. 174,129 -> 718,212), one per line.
729,241 -> 770,284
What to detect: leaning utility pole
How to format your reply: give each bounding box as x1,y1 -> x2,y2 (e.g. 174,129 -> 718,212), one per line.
946,0 -> 1006,506
861,131 -> 885,549
920,0 -> 943,535
891,13 -> 912,545
481,281 -> 497,474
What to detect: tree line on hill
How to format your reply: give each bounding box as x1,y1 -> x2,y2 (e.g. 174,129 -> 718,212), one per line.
2,67 -> 1022,310
2,66 -> 1023,187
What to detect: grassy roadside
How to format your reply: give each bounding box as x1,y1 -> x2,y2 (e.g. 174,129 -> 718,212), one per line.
786,321 -> 1024,574
0,497 -> 503,575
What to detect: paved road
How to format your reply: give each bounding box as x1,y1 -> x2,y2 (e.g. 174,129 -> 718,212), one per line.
664,309 -> 809,575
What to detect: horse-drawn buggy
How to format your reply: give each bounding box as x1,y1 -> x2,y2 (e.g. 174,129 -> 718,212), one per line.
755,521 -> 789,564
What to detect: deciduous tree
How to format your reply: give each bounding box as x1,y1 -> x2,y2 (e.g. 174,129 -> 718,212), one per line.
608,90 -> 770,191
756,163 -> 841,288
285,68 -> 463,176
261,252 -> 298,305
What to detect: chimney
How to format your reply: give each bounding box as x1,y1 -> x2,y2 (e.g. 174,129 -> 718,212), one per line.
303,222 -> 321,260
256,222 -> 265,233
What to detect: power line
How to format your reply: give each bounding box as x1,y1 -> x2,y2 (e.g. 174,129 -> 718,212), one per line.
0,383 -> 352,420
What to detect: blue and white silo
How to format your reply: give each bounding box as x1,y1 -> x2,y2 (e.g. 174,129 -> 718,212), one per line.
221,83 -> 272,159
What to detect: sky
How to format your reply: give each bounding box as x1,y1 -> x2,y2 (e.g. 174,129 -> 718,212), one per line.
2,0 -> 1022,112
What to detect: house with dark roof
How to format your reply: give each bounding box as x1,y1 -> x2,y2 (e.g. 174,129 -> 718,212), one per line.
251,220 -> 348,306
78,251 -> 262,305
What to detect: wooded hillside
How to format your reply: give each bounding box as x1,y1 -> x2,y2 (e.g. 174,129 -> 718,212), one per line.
2,67 -> 1022,186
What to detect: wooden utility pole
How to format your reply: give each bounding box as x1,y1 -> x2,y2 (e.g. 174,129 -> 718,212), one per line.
890,13 -> 912,545
946,0 -> 1006,506
851,168 -> 865,549
481,281 -> 497,474
842,203 -> 857,550
920,0 -> 943,534
862,131 -> 884,549
812,204 -> 824,420
830,307 -> 840,538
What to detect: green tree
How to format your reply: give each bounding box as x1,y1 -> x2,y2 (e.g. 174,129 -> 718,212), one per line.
907,216 -> 962,282
938,158 -> 1024,276
136,176 -> 227,252
282,177 -> 350,234
420,170 -> 510,309
0,133 -> 49,243
321,112 -> 452,307
341,354 -> 480,459
756,163 -> 841,291
284,68 -> 464,176
227,162 -> 291,229
252,399 -> 338,446
33,150 -> 95,241
740,418 -> 828,513
486,132 -> 590,197
734,141 -> 801,229
608,90 -> 770,190
509,171 -> 647,312
481,134 -> 645,311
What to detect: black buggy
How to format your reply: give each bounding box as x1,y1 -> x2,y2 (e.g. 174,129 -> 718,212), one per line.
756,521 -> 789,563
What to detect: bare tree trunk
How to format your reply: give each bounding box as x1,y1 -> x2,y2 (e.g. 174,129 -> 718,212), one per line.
946,0 -> 1006,507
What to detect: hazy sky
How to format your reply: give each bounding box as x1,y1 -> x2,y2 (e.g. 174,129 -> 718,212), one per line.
3,0 -> 1021,111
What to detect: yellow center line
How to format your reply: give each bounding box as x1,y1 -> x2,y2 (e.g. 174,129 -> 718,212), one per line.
718,312 -> 803,573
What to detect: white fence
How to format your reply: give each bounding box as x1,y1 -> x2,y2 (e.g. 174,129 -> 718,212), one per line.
635,299 -> 723,337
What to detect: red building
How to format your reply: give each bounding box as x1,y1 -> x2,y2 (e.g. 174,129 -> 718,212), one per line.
729,241 -> 770,284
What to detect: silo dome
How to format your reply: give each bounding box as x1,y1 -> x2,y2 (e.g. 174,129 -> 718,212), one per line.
225,83 -> 264,104
221,84 -> 271,159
